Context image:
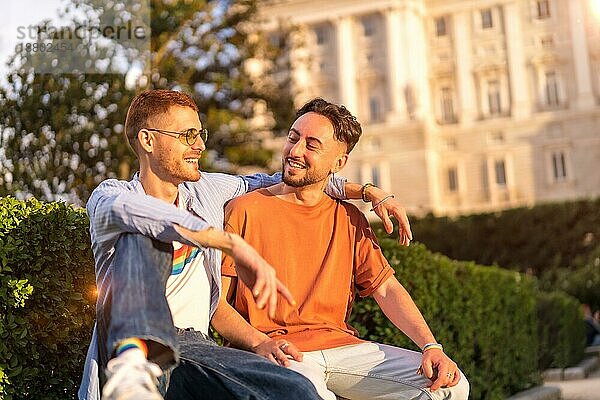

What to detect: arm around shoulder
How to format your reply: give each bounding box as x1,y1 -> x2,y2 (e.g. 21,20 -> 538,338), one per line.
242,172 -> 348,200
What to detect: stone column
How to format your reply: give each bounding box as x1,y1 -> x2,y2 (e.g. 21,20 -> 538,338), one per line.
360,162 -> 372,187
537,66 -> 550,106
379,159 -> 391,191
289,28 -> 310,98
385,7 -> 407,122
404,1 -> 431,120
452,11 -> 477,125
504,2 -> 530,119
568,0 -> 594,110
335,15 -> 359,114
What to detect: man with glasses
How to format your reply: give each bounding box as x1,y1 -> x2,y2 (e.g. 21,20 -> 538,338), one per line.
79,90 -> 411,400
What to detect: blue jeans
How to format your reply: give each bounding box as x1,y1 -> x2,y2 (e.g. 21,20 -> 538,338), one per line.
98,233 -> 320,400
165,330 -> 320,399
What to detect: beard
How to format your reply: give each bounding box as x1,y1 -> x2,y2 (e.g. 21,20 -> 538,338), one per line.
155,151 -> 201,183
281,159 -> 329,187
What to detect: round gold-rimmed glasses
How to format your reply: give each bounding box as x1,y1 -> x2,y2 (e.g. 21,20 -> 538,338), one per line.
144,127 -> 208,146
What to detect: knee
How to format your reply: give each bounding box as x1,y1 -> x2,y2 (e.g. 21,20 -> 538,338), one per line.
116,233 -> 171,254
112,233 -> 173,282
430,370 -> 470,400
113,234 -> 173,270
450,372 -> 470,400
282,370 -> 322,399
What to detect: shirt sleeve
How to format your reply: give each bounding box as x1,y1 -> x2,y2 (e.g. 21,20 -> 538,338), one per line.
326,174 -> 347,199
241,172 -> 347,199
353,212 -> 395,297
241,172 -> 281,192
87,179 -> 212,247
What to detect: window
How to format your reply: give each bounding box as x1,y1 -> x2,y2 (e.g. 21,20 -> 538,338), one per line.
481,9 -> 493,29
362,18 -> 375,37
445,137 -> 457,150
440,87 -> 455,123
369,97 -> 382,122
365,137 -> 382,151
495,160 -> 507,185
314,26 -> 327,45
435,17 -> 447,37
269,34 -> 282,48
536,0 -> 551,19
487,79 -> 502,115
490,131 -> 505,144
552,151 -> 567,180
448,167 -> 459,192
545,71 -> 560,106
540,35 -> 554,48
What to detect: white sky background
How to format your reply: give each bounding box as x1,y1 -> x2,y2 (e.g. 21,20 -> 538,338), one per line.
0,0 -> 64,84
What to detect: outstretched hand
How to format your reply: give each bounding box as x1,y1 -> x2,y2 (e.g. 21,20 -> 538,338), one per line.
367,186 -> 412,246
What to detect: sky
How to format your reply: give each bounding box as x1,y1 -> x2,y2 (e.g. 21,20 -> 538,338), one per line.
0,0 -> 63,82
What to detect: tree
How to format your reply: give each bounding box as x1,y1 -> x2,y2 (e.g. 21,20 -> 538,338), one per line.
0,0 -> 293,204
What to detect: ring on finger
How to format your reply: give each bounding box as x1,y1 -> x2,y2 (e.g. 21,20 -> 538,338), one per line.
280,342 -> 289,350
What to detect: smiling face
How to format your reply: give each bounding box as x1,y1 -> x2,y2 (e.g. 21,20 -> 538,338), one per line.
282,112 -> 348,188
146,106 -> 205,185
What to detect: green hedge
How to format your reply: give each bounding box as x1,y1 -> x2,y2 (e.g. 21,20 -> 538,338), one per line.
0,197 -> 95,400
350,241 -> 541,400
540,260 -> 600,311
536,291 -> 586,370
402,198 -> 600,275
0,197 -> 586,399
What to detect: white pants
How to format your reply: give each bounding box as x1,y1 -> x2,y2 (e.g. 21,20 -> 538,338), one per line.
288,342 -> 470,400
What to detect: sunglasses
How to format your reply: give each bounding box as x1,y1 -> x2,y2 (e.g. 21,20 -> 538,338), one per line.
144,127 -> 209,146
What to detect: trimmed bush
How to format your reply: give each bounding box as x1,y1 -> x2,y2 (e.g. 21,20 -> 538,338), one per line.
0,197 -> 95,400
537,291 -> 586,370
350,241 -> 541,400
396,198 -> 600,275
540,259 -> 600,311
0,197 -> 587,399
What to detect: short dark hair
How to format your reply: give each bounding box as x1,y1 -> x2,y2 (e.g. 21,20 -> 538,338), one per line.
296,98 -> 362,153
124,90 -> 199,153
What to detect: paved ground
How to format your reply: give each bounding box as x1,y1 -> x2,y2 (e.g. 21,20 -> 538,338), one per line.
544,369 -> 600,400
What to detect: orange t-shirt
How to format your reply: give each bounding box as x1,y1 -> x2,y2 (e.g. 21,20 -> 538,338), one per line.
221,189 -> 394,352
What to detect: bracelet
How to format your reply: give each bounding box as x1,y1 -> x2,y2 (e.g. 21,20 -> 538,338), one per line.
361,183 -> 375,202
422,343 -> 443,352
370,195 -> 394,212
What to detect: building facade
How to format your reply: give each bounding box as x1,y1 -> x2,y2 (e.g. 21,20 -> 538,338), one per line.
259,0 -> 600,215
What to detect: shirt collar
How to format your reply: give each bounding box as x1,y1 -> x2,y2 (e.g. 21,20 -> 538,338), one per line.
131,171 -> 194,210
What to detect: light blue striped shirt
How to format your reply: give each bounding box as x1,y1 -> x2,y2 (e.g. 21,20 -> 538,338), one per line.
78,171 -> 346,400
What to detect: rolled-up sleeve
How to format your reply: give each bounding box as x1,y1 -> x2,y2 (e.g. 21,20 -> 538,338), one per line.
87,180 -> 211,247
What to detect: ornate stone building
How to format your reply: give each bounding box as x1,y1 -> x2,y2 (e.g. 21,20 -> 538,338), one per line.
259,0 -> 600,215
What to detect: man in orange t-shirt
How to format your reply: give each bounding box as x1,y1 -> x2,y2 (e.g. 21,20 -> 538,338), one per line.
213,98 -> 469,400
